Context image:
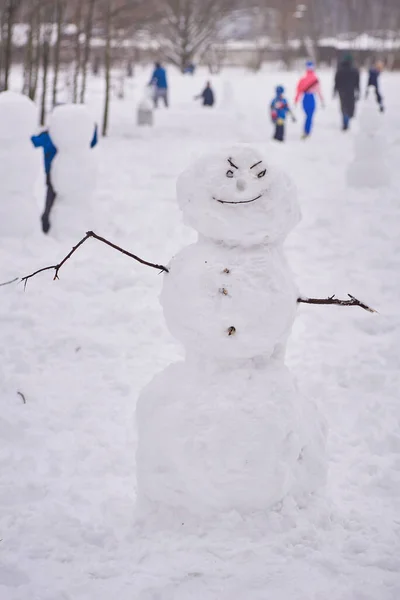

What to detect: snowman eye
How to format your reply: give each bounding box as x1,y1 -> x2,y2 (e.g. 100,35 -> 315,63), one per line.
257,169 -> 267,178
226,170 -> 234,178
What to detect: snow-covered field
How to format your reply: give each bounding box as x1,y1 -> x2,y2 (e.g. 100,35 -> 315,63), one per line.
1,66 -> 400,599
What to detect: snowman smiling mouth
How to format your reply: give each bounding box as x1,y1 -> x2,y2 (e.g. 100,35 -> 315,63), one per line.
214,194 -> 263,205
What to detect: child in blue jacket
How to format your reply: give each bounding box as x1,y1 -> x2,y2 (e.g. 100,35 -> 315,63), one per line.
31,125 -> 97,233
270,85 -> 295,142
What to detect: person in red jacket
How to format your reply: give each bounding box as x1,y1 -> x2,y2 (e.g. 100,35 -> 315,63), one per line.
295,61 -> 324,139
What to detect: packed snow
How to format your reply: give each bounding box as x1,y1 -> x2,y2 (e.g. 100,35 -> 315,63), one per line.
1,66 -> 400,600
0,91 -> 41,237
49,104 -> 98,239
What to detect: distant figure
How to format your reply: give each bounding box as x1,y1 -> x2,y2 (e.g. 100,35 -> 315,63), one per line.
295,61 -> 324,139
270,85 -> 296,142
334,54 -> 360,131
366,60 -> 384,113
184,63 -> 196,75
149,62 -> 168,108
195,81 -> 215,107
31,122 -> 97,234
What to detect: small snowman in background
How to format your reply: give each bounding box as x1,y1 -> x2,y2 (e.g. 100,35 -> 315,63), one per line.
137,87 -> 154,127
136,146 -> 327,519
347,96 -> 389,189
49,104 -> 98,239
0,91 -> 41,238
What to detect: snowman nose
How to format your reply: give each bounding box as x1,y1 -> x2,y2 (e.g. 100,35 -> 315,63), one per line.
236,179 -> 246,192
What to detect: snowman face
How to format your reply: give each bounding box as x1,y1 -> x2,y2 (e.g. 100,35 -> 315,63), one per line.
213,156 -> 267,205
177,146 -> 300,246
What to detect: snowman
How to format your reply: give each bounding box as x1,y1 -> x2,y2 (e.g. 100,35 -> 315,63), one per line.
0,91 -> 41,237
347,96 -> 389,189
48,104 -> 98,240
135,145 -> 327,518
22,145 -> 373,517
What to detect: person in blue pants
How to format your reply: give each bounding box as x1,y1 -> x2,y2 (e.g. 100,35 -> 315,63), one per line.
294,61 -> 324,139
32,124 -> 98,233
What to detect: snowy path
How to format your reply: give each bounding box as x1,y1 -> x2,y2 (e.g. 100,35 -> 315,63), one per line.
1,68 -> 400,599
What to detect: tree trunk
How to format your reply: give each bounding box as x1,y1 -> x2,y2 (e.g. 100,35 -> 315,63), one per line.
52,0 -> 64,107
40,39 -> 50,126
29,6 -> 41,101
80,0 -> 96,103
22,15 -> 33,95
102,2 -> 111,137
3,0 -> 18,90
0,10 -> 5,90
72,3 -> 83,103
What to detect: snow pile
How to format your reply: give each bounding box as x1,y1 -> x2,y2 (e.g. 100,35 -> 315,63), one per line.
136,146 -> 326,520
347,97 -> 389,188
0,91 -> 41,237
49,104 -> 98,239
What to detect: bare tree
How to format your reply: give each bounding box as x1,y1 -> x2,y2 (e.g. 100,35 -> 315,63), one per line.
52,0 -> 65,107
72,2 -> 83,103
154,0 -> 233,72
1,0 -> 23,90
80,0 -> 97,103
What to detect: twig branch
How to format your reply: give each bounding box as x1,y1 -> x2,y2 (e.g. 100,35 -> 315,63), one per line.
0,277 -> 18,287
17,391 -> 26,404
297,294 -> 376,313
21,230 -> 169,288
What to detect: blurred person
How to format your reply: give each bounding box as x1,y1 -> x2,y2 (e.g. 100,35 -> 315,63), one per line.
294,61 -> 324,139
195,81 -> 215,107
270,85 -> 296,142
149,62 -> 168,108
31,122 -> 98,234
184,63 -> 196,75
334,53 -> 360,131
366,59 -> 384,113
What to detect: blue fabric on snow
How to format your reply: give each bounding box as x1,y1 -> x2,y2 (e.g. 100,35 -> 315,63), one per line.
31,126 -> 98,174
150,66 -> 168,89
302,92 -> 316,135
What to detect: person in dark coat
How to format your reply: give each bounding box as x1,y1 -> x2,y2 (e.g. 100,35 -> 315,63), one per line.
334,54 -> 360,131
31,125 -> 98,233
366,60 -> 384,112
195,82 -> 215,107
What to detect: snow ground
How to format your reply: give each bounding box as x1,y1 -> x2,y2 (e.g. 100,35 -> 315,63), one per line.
1,66 -> 400,599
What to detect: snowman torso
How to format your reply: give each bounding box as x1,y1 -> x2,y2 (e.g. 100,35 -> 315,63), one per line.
162,239 -> 298,361
48,105 -> 98,238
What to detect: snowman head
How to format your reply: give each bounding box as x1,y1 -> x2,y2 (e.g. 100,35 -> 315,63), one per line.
49,104 -> 95,151
177,145 -> 300,246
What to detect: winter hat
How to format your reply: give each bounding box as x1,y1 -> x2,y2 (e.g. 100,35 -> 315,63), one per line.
276,85 -> 284,95
306,60 -> 314,70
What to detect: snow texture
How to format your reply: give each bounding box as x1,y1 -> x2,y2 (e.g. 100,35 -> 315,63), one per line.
49,104 -> 98,239
137,146 -> 326,518
0,91 -> 41,236
1,67 -> 400,600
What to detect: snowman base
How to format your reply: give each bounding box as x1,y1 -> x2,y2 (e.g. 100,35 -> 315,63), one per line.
136,359 -> 326,519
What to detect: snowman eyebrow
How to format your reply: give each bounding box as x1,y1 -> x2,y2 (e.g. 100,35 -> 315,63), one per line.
227,158 -> 239,169
250,161 -> 262,169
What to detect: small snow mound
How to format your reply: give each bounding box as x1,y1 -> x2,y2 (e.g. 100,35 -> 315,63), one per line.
0,91 -> 37,141
49,104 -> 95,149
347,98 -> 389,188
176,144 -> 300,246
